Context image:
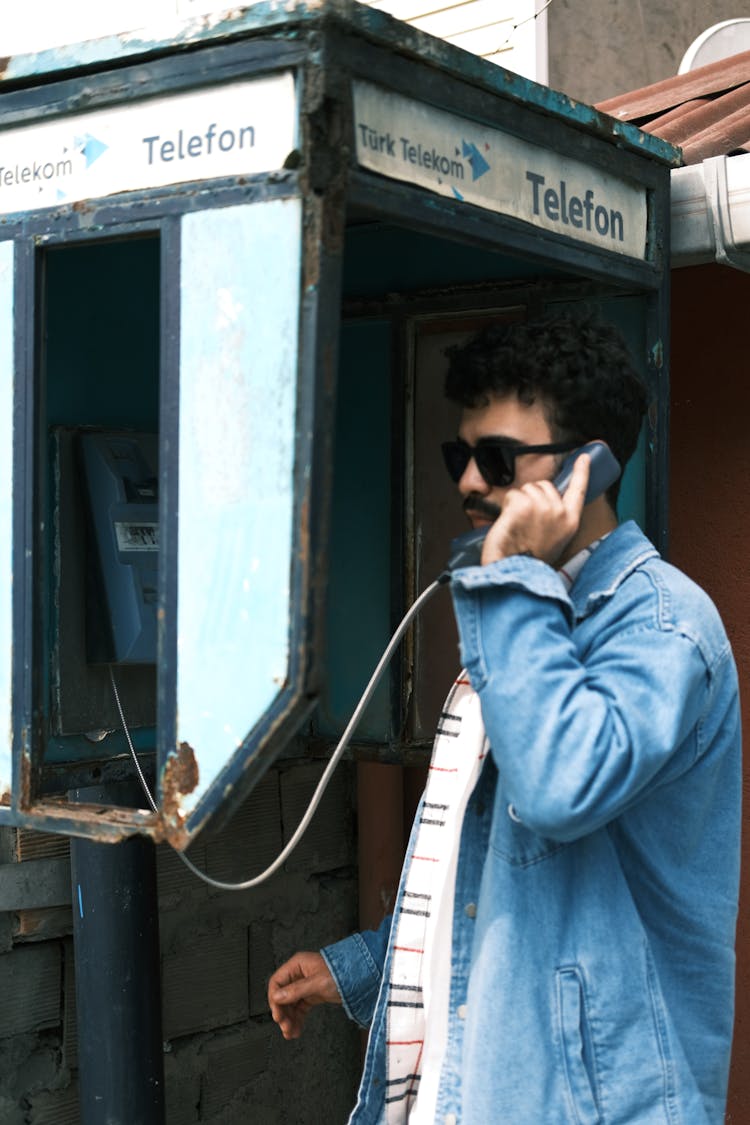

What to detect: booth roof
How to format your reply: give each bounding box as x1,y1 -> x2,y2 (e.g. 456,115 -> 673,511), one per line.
595,49 -> 750,166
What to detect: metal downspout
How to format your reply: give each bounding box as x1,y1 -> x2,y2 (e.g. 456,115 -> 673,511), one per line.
69,782 -> 165,1125
703,154 -> 750,273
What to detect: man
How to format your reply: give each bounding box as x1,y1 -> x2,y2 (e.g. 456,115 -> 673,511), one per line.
269,315 -> 741,1123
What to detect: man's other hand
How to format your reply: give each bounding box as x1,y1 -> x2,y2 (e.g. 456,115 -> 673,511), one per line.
480,451 -> 591,566
268,951 -> 342,1039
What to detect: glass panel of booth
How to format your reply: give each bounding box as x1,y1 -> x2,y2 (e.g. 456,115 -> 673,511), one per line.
0,242 -> 11,813
173,197 -> 301,820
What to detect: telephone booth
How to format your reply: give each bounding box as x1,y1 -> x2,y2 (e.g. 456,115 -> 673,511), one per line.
0,0 -> 678,850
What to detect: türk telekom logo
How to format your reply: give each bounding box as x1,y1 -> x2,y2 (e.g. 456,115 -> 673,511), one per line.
357,120 -> 492,200
0,132 -> 108,200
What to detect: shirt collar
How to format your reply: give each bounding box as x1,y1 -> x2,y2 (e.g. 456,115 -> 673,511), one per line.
557,535 -> 609,593
566,521 -> 660,620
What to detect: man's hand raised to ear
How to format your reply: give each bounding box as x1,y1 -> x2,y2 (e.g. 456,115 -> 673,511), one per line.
481,452 -> 591,566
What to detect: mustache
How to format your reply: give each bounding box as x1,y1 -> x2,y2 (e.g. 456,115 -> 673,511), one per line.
463,493 -> 502,520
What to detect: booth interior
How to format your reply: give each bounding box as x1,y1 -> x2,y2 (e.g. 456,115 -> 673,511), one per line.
321,217 -> 653,754
42,235 -> 160,782
34,217 -> 655,816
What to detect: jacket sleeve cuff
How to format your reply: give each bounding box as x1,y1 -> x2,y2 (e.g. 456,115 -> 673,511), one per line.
450,557 -> 574,690
321,925 -> 389,1029
450,555 -> 572,603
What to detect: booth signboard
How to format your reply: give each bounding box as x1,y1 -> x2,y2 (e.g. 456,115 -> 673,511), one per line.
0,0 -> 678,847
0,72 -> 297,214
353,82 -> 648,259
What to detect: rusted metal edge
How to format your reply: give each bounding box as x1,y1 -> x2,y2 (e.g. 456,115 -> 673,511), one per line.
12,798 -> 160,844
174,689 -> 320,847
19,746 -> 32,809
158,741 -> 200,850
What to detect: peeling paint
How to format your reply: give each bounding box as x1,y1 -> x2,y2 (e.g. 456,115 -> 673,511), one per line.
170,741 -> 200,795
160,741 -> 201,839
19,750 -> 32,809
17,798 -> 159,843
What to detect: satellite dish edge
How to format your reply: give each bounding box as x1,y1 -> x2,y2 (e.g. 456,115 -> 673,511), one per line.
679,19 -> 750,73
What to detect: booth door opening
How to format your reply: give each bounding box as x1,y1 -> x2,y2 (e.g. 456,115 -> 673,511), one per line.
38,235 -> 161,791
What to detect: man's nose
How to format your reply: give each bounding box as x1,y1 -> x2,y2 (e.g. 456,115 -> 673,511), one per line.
458,455 -> 488,496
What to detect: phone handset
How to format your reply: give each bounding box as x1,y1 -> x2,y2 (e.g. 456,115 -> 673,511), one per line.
445,440 -> 621,572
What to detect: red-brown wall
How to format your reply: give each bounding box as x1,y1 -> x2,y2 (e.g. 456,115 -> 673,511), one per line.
670,264 -> 750,1123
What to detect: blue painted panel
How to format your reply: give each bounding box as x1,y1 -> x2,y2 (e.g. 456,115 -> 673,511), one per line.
176,199 -> 301,816
316,320 -> 393,739
0,242 -> 12,806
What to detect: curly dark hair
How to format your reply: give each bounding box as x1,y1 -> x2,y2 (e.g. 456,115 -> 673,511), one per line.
444,313 -> 648,505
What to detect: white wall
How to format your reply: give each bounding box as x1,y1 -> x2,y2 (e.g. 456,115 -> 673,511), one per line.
362,0 -> 547,80
2,0 -> 547,83
2,0 -> 192,55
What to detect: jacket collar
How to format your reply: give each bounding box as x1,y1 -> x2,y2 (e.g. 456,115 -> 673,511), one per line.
568,521 -> 659,621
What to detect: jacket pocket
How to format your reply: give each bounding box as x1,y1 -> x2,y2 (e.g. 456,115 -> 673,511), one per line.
488,783 -> 571,866
556,967 -> 601,1125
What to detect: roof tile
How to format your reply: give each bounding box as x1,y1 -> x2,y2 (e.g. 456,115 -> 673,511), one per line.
594,48 -> 750,164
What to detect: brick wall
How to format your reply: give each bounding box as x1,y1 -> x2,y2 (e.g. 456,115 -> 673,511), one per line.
0,759 -> 361,1124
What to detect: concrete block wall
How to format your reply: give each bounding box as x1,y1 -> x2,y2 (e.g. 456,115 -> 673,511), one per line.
0,758 -> 361,1124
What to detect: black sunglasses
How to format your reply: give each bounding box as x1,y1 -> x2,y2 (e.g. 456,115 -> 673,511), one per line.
441,437 -> 580,488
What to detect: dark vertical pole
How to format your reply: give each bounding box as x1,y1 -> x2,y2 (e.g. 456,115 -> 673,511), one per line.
69,783 -> 165,1125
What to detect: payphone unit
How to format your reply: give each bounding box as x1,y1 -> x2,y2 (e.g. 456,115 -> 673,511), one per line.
79,431 -> 159,667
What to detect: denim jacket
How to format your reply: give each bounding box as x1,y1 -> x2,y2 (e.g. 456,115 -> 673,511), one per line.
323,522 -> 741,1124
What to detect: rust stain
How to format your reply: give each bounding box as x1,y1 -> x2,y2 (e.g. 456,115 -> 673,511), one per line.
161,819 -> 192,852
298,494 -> 310,564
302,207 -> 322,291
19,798 -> 159,843
19,749 -> 32,809
163,741 -> 199,797
159,741 -> 200,847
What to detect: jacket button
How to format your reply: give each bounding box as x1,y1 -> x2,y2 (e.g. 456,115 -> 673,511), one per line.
445,1116 -> 457,1125
464,902 -> 477,918
457,1004 -> 467,1019
507,803 -> 523,823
